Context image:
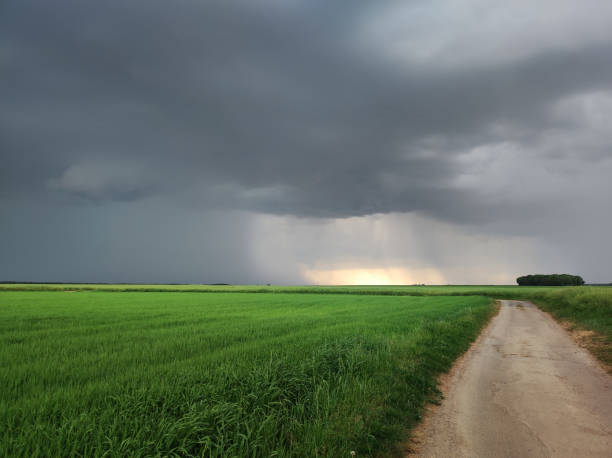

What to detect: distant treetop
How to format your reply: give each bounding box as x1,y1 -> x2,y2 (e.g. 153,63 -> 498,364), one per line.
516,274 -> 584,286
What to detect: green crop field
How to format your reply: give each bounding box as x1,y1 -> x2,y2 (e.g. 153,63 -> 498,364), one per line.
0,283 -> 571,295
1,291 -> 495,457
2,285 -> 610,456
5,283 -> 608,341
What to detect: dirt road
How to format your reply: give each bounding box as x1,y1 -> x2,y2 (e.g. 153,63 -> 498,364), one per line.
410,300 -> 612,457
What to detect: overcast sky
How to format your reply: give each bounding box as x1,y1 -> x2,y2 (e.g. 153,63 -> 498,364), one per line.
1,0 -> 611,284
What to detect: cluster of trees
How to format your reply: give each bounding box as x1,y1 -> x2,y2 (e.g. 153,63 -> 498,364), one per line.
516,274 -> 585,286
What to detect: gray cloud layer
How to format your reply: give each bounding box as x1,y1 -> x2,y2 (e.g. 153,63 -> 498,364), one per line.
1,0 -> 611,282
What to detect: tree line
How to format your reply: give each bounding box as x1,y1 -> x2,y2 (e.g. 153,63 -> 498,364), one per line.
516,274 -> 585,286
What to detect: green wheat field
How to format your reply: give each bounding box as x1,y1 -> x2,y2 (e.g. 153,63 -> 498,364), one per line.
1,285 -> 610,456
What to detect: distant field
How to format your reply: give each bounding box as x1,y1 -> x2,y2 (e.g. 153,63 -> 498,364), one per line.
3,284 -> 607,337
2,284 -> 610,340
0,282 -> 585,295
0,291 -> 494,457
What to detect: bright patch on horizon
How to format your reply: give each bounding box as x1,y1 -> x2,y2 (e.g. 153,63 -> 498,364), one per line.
302,267 -> 446,285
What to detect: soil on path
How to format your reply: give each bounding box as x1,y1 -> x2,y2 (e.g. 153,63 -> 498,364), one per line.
407,300 -> 612,457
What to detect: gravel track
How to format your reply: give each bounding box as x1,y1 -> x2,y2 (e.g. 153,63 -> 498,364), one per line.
409,300 -> 612,457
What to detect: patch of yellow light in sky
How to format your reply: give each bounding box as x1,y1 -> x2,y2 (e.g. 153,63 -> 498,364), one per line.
302,267 -> 446,285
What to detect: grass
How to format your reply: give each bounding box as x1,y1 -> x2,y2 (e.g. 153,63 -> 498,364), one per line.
2,284 -> 610,455
0,282 -> 582,295
0,291 -> 495,457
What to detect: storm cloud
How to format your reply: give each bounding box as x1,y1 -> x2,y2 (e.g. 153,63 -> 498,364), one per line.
1,0 -> 611,283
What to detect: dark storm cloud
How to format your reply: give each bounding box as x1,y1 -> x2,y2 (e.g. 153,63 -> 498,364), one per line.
0,199 -> 260,284
2,0 -> 612,284
2,0 -> 611,222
